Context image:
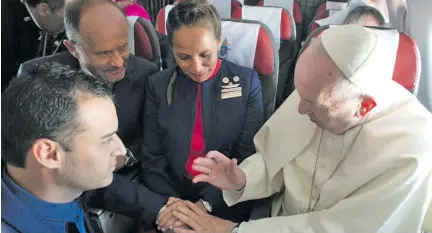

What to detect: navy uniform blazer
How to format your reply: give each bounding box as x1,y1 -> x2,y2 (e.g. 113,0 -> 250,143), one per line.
20,52 -> 158,156
140,59 -> 264,221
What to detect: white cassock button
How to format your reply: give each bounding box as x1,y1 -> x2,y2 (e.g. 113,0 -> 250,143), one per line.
319,163 -> 326,168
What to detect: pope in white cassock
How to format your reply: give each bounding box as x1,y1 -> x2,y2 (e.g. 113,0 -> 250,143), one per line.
170,25 -> 432,233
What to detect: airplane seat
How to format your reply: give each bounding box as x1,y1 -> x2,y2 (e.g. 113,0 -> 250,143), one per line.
127,16 -> 162,69
156,1 -> 243,34
292,1 -> 302,25
155,4 -> 173,35
315,1 -> 327,14
293,1 -> 303,39
307,1 -> 351,37
308,4 -> 329,36
231,0 -> 243,19
220,19 -> 279,120
302,25 -> 421,94
315,1 -> 328,17
393,33 -> 421,95
233,6 -> 296,42
203,0 -> 243,19
325,0 -> 348,16
232,5 -> 296,109
256,0 -> 303,40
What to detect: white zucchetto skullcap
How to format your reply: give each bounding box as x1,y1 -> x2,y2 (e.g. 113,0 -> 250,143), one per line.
320,25 -> 399,86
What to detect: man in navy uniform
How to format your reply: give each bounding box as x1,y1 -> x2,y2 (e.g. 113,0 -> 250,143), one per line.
20,0 -> 157,169
1,62 -> 177,233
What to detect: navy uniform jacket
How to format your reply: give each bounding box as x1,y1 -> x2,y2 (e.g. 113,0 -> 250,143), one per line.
20,51 -> 157,156
140,59 -> 264,221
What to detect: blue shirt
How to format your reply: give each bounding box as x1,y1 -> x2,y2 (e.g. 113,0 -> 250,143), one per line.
1,171 -> 87,233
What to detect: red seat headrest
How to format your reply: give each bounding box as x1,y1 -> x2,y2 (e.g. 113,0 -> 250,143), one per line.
255,26 -> 276,76
128,17 -> 161,67
393,33 -> 421,93
293,1 -> 302,24
156,7 -> 167,35
307,2 -> 329,35
256,0 -> 302,24
220,20 -> 276,76
232,5 -> 295,41
315,2 -> 327,16
308,8 -> 329,36
280,8 -> 295,41
231,0 -> 242,19
133,22 -> 153,60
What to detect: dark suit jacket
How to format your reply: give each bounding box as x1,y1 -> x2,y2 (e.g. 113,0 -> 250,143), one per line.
82,174 -> 167,226
21,52 -> 158,156
140,59 -> 264,222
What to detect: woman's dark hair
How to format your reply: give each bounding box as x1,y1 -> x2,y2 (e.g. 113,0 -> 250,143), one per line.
166,0 -> 221,45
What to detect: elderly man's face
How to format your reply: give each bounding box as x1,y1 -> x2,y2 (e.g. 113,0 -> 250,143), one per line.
64,3 -> 129,83
294,42 -> 362,134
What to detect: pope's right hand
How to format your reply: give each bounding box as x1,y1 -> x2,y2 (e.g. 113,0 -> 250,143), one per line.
191,151 -> 246,191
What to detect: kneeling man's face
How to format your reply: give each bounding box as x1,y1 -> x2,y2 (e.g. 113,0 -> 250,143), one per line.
57,97 -> 126,191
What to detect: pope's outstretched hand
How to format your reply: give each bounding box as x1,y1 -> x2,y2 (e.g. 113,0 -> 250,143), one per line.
191,151 -> 246,191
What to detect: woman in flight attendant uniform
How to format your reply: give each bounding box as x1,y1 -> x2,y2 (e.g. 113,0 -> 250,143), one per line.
140,0 -> 264,227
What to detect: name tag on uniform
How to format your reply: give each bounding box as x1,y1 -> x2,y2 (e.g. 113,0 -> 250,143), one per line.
221,76 -> 242,99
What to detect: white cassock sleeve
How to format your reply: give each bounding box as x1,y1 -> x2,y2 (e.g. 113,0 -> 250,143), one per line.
223,90 -> 314,207
235,159 -> 432,233
223,153 -> 285,206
